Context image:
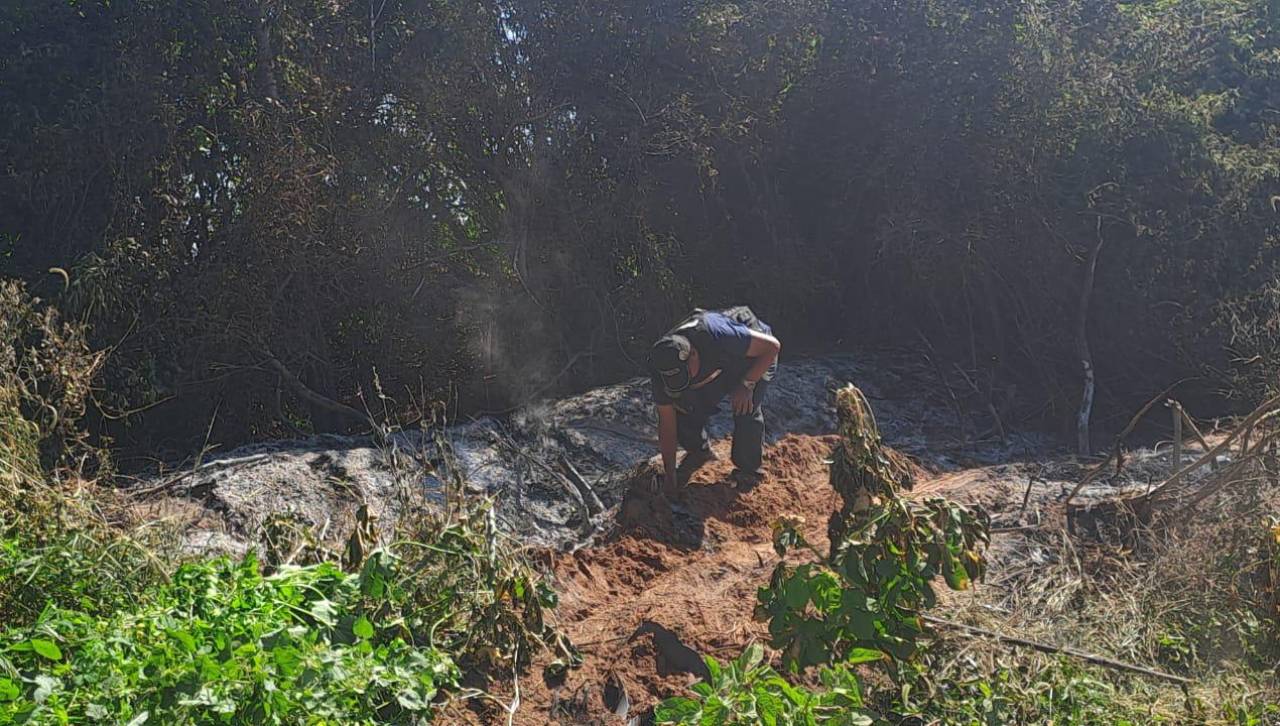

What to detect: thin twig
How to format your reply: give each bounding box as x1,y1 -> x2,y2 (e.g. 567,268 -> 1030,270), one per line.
559,454 -> 605,516
922,615 -> 1193,685
506,643 -> 520,726
1018,475 -> 1036,520
1178,406 -> 1216,469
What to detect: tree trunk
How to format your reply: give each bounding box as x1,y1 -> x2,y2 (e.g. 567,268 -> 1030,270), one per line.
251,1 -> 280,102
1076,219 -> 1105,456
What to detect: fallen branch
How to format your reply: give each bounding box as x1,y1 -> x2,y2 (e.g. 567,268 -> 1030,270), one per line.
1173,430 -> 1280,516
564,420 -> 657,444
491,431 -> 595,530
922,615 -> 1192,686
558,454 -> 605,516
261,350 -> 373,431
990,524 -> 1040,534
132,452 -> 275,498
1243,408 -> 1280,456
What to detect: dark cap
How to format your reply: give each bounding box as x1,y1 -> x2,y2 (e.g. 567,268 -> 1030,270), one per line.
649,335 -> 692,393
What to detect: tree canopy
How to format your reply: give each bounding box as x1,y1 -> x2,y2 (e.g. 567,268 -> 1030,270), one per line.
3,0 -> 1279,452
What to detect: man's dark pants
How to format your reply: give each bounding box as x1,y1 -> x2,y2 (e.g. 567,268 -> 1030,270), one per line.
674,375 -> 771,474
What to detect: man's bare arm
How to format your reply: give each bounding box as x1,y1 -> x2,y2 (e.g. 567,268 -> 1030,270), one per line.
657,403 -> 678,489
729,331 -> 781,415
743,330 -> 781,383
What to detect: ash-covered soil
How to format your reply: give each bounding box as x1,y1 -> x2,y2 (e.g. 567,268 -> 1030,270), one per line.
134,352 -> 1055,557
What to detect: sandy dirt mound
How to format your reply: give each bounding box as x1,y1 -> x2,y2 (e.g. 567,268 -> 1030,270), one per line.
448,434 -> 838,724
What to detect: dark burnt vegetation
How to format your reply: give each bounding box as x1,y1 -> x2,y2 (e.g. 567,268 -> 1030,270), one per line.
3,1 -> 1280,456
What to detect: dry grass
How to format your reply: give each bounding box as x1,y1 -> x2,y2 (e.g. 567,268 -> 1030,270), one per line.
933,463 -> 1280,724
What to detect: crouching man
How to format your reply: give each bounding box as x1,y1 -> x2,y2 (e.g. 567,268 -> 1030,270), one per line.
647,306 -> 781,492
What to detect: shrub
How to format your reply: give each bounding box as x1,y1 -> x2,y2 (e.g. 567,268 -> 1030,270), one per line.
653,644 -> 876,726
0,554 -> 458,724
0,279 -> 160,626
0,280 -> 102,473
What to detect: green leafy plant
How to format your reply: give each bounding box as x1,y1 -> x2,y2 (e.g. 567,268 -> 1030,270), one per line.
758,496 -> 988,671
653,644 -> 876,726
890,656 -> 1152,725
758,386 -> 988,671
0,554 -> 459,724
373,421 -> 578,675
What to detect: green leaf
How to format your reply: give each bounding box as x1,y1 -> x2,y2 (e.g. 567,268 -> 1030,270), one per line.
396,689 -> 429,711
809,572 -> 843,613
0,678 -> 18,702
537,581 -> 559,608
699,696 -> 728,725
703,654 -> 723,685
168,628 -> 196,653
844,648 -> 885,665
756,690 -> 784,726
353,616 -> 374,640
29,639 -> 62,661
272,646 -> 302,676
943,552 -> 971,590
738,643 -> 764,672
654,697 -> 702,722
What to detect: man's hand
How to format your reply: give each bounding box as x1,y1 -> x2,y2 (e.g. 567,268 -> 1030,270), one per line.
730,383 -> 754,415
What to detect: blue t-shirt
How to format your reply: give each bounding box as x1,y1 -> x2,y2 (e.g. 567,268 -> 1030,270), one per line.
651,311 -> 771,405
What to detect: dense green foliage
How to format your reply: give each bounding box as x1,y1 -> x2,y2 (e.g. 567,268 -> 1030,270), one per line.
0,287 -> 567,724
0,556 -> 458,724
654,644 -> 877,726
3,0 -> 1280,452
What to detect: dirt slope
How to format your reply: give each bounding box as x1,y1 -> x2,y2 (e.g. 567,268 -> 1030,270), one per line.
451,434 -> 862,724
541,435 -> 838,722
450,425 -> 1088,725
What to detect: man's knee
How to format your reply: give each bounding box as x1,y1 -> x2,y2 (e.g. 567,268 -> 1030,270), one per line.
677,416 -> 709,449
733,403 -> 765,434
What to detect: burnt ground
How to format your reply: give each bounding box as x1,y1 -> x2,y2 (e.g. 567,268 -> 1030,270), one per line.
131,352 -> 1060,558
